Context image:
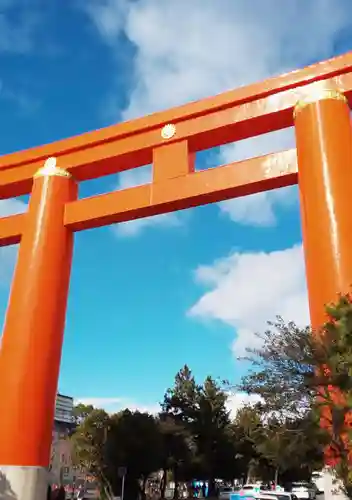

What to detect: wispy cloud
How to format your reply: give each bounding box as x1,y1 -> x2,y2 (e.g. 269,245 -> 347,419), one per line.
0,0 -> 52,113
0,0 -> 42,54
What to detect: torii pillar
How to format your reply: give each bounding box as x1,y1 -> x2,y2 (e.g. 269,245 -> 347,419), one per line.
0,159 -> 76,500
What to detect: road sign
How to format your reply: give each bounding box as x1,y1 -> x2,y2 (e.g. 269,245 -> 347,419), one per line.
118,467 -> 127,478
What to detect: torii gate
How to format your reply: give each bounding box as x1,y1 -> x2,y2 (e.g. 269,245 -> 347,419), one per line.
1,52 -> 352,499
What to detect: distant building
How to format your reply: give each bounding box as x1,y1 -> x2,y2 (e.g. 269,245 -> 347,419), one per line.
54,393 -> 74,427
49,394 -> 93,491
50,394 -> 76,485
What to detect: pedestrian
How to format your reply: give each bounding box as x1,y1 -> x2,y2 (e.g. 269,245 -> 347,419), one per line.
77,486 -> 85,500
52,485 -> 66,500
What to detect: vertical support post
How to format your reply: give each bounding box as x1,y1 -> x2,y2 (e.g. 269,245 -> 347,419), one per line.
153,135 -> 194,183
0,158 -> 77,500
294,90 -> 352,500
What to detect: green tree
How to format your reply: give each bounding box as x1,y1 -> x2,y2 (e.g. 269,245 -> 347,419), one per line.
162,366 -> 237,495
106,410 -> 163,500
229,405 -> 269,483
162,365 -> 200,426
162,365 -> 201,497
196,376 -> 232,492
158,413 -> 195,498
70,408 -> 113,498
73,403 -> 95,425
229,406 -> 324,485
238,318 -> 315,416
71,408 -> 164,500
251,413 -> 324,485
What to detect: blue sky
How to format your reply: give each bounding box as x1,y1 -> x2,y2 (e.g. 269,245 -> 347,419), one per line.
1,0 -> 352,415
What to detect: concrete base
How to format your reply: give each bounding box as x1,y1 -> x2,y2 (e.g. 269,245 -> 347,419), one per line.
0,466 -> 48,500
324,468 -> 348,500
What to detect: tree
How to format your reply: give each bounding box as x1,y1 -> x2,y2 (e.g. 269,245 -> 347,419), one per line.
195,376 -> 232,492
71,408 -> 164,500
237,293 -> 352,498
162,366 -> 237,495
229,405 -> 270,483
106,410 -> 163,500
162,365 -> 201,498
238,318 -> 315,416
73,403 -> 95,425
158,413 -> 195,498
251,413 -> 324,485
228,405 -> 324,485
162,365 -> 201,426
70,408 -> 113,498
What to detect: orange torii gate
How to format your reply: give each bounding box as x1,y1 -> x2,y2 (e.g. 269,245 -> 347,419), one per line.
1,52 -> 352,498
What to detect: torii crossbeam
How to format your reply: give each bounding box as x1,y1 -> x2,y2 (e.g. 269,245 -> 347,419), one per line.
1,52 -> 352,499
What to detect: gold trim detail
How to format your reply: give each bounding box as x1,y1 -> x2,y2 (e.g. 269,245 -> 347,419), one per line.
161,123 -> 176,139
293,89 -> 348,119
34,157 -> 72,179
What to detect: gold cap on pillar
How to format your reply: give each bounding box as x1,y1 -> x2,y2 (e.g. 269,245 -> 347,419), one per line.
34,157 -> 72,179
293,89 -> 348,119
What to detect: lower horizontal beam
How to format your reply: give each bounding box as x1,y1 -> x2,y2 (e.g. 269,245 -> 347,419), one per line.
64,149 -> 297,232
0,150 -> 297,242
0,213 -> 26,246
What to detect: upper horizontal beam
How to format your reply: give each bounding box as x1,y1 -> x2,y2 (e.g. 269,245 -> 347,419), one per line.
64,149 -> 297,232
1,52 -> 352,199
1,72 -> 350,200
1,51 -> 352,172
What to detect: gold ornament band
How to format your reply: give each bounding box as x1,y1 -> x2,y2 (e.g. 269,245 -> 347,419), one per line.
293,89 -> 348,119
34,157 -> 72,179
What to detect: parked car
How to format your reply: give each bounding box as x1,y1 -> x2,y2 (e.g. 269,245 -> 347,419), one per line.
255,491 -> 299,500
219,486 -> 239,499
241,484 -> 270,494
290,482 -> 316,500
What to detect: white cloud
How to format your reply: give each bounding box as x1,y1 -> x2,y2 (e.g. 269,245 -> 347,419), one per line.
113,166 -> 181,237
226,393 -> 262,416
83,0 -> 352,228
119,0 -> 352,120
189,244 -> 309,355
